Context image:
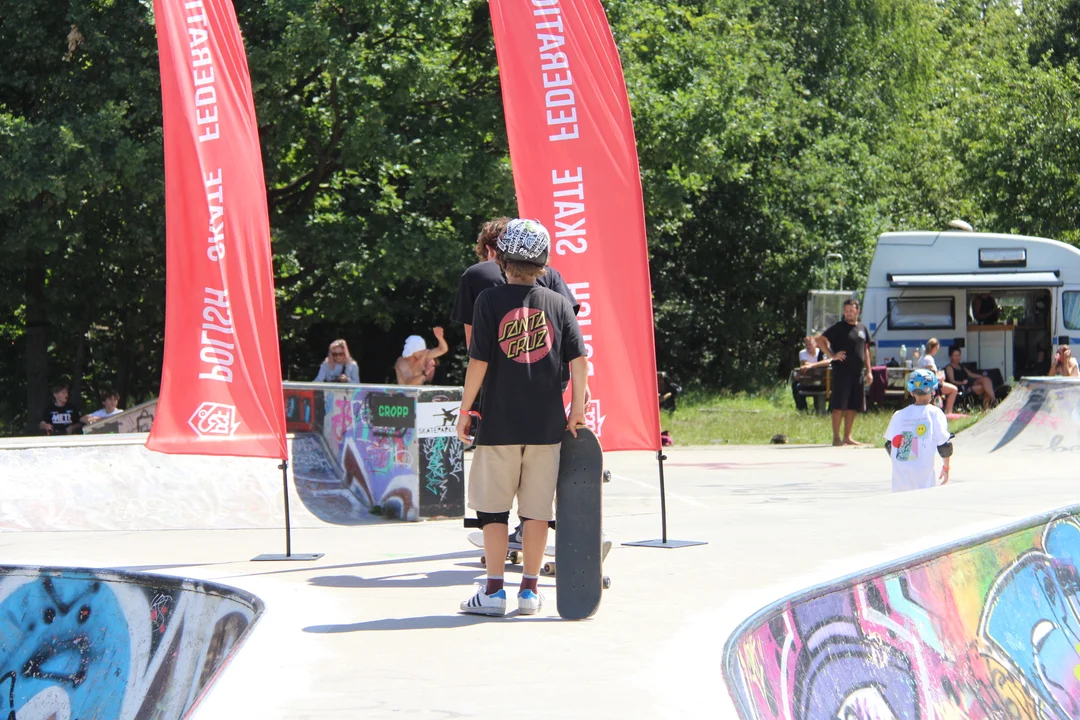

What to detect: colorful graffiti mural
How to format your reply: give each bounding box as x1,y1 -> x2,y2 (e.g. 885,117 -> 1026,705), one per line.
81,398 -> 158,435
725,507 -> 1080,719
0,565 -> 261,720
285,383 -> 465,522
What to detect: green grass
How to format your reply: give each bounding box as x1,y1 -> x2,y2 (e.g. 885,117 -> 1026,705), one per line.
662,386 -> 985,446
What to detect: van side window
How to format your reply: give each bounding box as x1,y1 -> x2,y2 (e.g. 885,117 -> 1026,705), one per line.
1065,292 -> 1080,330
887,297 -> 955,330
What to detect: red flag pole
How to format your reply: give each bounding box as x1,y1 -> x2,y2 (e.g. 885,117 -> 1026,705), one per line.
151,0 -> 319,559
489,0 -> 703,548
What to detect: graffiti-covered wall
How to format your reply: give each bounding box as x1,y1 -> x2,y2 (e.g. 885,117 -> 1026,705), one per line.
81,398 -> 158,435
725,507 -> 1080,719
285,383 -> 465,521
0,565 -> 261,720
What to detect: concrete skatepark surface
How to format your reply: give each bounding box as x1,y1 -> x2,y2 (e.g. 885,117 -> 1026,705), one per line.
0,377 -> 1077,718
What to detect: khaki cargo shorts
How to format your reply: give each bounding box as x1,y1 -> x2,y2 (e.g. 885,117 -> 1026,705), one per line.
468,444 -> 561,522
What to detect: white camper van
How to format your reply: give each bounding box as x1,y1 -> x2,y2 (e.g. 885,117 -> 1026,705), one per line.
861,230 -> 1080,382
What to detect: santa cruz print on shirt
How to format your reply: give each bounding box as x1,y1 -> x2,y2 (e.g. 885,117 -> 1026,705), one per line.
497,307 -> 552,363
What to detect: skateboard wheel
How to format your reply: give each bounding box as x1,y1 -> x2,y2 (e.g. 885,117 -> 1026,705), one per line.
603,470 -> 611,483
603,576 -> 611,590
509,551 -> 523,564
542,561 -> 556,576
480,555 -> 487,567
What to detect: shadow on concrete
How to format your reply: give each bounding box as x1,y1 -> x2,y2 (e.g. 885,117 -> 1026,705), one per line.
308,569 -> 483,590
224,550 -> 479,580
115,562 -> 234,572
304,613 -> 566,632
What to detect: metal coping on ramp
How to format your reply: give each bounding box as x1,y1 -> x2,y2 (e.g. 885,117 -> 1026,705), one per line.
722,504 -> 1080,719
0,564 -> 263,720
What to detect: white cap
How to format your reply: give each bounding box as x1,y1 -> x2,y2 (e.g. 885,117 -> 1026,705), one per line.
403,335 -> 426,358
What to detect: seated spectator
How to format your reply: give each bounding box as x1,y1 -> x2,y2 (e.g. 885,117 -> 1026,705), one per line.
916,338 -> 958,414
944,345 -> 995,410
1049,344 -> 1080,377
314,339 -> 360,383
395,327 -> 449,386
792,336 -> 830,411
81,388 -> 123,424
39,383 -> 81,435
658,371 -> 682,412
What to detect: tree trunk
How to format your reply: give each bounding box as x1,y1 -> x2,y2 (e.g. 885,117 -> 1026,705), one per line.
70,322 -> 88,412
24,255 -> 48,435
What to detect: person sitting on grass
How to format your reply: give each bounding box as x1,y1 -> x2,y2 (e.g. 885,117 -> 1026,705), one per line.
916,338 -> 958,414
792,336 -> 831,411
884,369 -> 953,493
944,345 -> 995,410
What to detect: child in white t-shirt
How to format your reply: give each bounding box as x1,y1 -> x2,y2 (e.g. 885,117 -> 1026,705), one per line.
884,369 -> 953,492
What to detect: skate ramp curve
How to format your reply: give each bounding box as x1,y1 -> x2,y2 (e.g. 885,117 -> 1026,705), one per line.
0,565 -> 261,720
0,433 -> 333,532
724,505 -> 1080,719
955,376 -> 1080,455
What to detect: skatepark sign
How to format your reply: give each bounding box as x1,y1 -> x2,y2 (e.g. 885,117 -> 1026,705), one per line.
369,394 -> 415,430
416,402 -> 459,438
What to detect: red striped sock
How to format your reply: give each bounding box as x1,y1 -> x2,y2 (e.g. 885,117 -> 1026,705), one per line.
520,575 -> 538,593
485,577 -> 504,595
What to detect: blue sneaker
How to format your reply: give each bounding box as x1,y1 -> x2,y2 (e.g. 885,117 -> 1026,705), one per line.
460,585 -> 506,616
517,589 -> 543,615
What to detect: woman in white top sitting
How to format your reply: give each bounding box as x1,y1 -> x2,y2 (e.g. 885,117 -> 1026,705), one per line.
314,339 -> 360,383
1049,344 -> 1080,377
917,338 -> 958,414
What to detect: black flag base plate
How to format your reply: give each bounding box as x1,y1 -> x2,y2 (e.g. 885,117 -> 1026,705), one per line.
622,539 -> 707,549
251,552 -> 324,562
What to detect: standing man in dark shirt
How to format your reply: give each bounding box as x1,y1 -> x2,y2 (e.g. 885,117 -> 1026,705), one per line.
817,298 -> 873,446
452,216 -> 579,348
39,383 -> 81,435
456,219 -> 588,617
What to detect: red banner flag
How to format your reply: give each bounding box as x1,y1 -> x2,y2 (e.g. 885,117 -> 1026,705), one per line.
148,0 -> 287,459
490,0 -> 660,451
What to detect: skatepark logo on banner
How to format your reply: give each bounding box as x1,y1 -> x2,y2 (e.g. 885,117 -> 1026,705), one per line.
187,402 -> 240,437
566,398 -> 607,438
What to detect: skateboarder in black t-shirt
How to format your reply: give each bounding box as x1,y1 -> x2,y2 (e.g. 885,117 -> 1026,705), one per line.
456,218 -> 589,617
452,216 -> 582,545
816,297 -> 873,446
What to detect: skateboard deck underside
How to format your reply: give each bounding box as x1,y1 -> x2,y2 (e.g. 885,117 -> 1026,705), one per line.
555,428 -> 604,620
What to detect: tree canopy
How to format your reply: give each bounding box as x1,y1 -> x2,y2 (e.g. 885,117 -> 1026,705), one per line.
2,0 -> 1079,433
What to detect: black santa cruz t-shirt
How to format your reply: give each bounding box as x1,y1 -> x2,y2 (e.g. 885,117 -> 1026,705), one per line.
470,284 -> 587,446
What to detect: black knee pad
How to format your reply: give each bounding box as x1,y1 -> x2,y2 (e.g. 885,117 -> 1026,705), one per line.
476,511 -> 510,528
519,516 -> 557,529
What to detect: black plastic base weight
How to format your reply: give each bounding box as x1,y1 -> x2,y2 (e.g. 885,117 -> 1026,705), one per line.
622,539 -> 707,549
251,553 -> 324,562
